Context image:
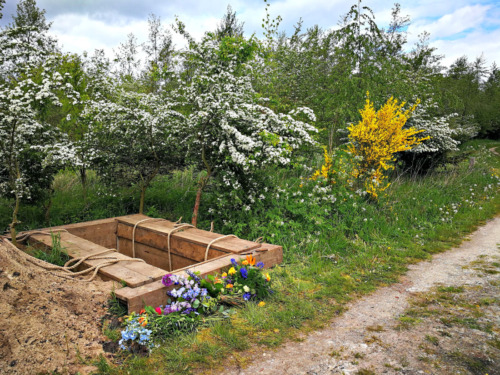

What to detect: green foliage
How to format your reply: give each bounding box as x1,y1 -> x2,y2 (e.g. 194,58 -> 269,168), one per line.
33,233 -> 69,266
108,291 -> 128,317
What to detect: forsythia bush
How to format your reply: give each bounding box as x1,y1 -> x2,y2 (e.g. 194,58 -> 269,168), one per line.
347,94 -> 428,198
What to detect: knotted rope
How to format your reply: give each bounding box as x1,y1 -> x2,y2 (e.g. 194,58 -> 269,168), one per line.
1,234 -> 145,282
131,218 -> 164,258
167,223 -> 194,271
204,234 -> 238,261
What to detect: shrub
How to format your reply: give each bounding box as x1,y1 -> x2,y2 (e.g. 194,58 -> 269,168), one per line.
347,94 -> 427,198
400,100 -> 479,172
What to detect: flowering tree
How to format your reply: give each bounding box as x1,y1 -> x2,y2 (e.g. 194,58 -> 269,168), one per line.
0,58 -> 75,243
0,1 -> 75,243
173,27 -> 317,226
399,99 -> 478,172
56,50 -> 115,200
83,90 -> 184,213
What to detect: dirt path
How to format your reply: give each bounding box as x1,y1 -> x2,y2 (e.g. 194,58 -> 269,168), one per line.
238,217 -> 500,375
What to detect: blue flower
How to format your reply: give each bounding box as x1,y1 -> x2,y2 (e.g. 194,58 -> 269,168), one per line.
121,329 -> 136,341
231,258 -> 238,267
256,262 -> 264,269
240,268 -> 248,279
243,292 -> 251,301
186,270 -> 201,283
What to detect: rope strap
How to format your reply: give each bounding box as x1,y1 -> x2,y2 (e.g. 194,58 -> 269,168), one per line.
204,235 -> 238,261
167,224 -> 194,271
15,229 -> 69,242
131,218 -> 164,258
0,236 -> 145,282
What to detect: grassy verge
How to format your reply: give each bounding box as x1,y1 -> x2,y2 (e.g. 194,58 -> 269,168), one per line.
1,140 -> 499,374
90,140 -> 499,374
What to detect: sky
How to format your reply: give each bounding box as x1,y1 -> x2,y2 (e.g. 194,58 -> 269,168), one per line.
1,0 -> 499,69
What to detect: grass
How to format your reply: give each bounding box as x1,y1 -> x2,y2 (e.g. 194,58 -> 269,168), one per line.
31,232 -> 69,266
1,140 -> 499,374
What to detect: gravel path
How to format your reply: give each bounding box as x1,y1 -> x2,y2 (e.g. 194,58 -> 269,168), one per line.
238,216 -> 500,375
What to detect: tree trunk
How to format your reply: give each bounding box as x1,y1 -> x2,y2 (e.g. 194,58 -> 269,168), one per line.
44,191 -> 53,225
139,185 -> 146,214
10,195 -> 20,247
79,167 -> 87,202
138,167 -> 159,215
191,183 -> 203,227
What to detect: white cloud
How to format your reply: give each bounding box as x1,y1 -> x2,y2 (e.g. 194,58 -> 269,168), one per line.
49,13 -> 149,56
3,0 -> 500,68
431,28 -> 500,67
410,4 -> 490,39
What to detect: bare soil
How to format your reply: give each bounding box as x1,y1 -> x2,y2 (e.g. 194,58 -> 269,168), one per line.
238,216 -> 500,375
0,238 -> 115,375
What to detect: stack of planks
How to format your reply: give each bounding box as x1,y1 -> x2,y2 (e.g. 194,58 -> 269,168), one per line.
25,214 -> 283,313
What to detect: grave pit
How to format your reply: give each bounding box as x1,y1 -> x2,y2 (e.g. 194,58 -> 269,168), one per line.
25,214 -> 283,313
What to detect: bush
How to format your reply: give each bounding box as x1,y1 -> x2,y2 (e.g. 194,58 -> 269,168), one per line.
347,94 -> 426,198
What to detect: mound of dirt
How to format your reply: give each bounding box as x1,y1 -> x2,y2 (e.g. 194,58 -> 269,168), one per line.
0,238 -> 115,374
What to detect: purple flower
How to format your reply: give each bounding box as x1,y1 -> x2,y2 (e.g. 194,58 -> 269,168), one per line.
163,306 -> 173,314
243,292 -> 251,301
240,268 -> 248,279
231,258 -> 238,267
186,270 -> 201,283
162,274 -> 174,287
256,262 -> 264,269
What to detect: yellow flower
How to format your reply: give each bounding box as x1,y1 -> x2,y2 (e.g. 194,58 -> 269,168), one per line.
242,260 -> 249,265
346,93 -> 426,199
226,284 -> 234,289
228,267 -> 236,275
265,273 -> 271,282
258,301 -> 266,307
221,272 -> 228,278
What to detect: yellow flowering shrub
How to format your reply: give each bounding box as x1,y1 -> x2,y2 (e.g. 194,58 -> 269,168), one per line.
310,147 -> 336,184
347,94 -> 428,198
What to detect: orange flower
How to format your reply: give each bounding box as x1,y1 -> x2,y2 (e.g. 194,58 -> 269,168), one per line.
139,309 -> 146,315
242,260 -> 249,265
246,255 -> 256,266
226,284 -> 234,289
265,273 -> 271,282
138,317 -> 148,327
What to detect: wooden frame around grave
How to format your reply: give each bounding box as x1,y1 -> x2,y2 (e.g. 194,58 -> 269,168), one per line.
26,214 -> 283,313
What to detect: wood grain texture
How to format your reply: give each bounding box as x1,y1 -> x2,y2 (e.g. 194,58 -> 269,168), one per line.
28,232 -> 165,287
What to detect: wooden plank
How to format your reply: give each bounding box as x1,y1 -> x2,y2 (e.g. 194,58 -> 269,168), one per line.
116,216 -> 260,254
117,237 -> 199,271
38,216 -> 127,249
28,232 -> 165,287
116,245 -> 283,313
116,226 -> 228,263
115,254 -> 235,312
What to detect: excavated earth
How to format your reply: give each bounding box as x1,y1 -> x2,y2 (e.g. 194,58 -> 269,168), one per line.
0,239 -> 115,375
